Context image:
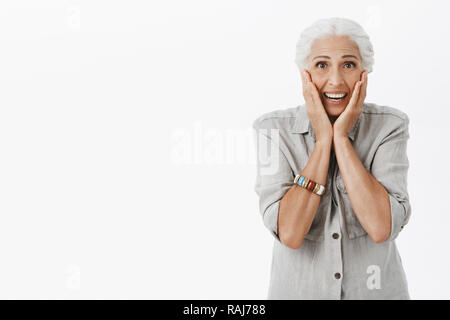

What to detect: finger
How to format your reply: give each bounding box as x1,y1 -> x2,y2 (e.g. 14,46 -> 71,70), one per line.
348,81 -> 362,110
308,81 -> 323,108
301,70 -> 312,101
302,70 -> 317,97
303,70 -> 317,102
363,71 -> 369,89
303,70 -> 327,113
301,70 -> 310,93
361,71 -> 368,88
300,70 -> 312,102
358,71 -> 368,106
300,70 -> 306,91
305,82 -> 315,105
303,71 -> 328,111
304,69 -> 313,82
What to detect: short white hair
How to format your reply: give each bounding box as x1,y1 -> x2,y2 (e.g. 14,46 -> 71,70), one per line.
295,17 -> 374,73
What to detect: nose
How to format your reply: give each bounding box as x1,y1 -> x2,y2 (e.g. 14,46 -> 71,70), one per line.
328,67 -> 345,86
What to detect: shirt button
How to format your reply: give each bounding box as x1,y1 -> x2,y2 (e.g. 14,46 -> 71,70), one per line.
332,233 -> 339,239
334,272 -> 341,280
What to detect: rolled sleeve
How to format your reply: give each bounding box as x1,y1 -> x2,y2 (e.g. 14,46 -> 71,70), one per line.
252,119 -> 294,243
371,115 -> 411,242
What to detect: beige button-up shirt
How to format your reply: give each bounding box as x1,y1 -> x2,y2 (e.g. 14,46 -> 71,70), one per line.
253,102 -> 411,299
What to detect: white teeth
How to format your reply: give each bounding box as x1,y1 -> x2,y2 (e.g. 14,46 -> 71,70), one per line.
325,93 -> 346,99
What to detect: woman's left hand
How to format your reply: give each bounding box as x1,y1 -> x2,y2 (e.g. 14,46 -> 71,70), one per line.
333,70 -> 368,139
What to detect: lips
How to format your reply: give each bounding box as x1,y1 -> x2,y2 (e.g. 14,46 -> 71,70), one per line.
322,92 -> 348,105
323,92 -> 348,100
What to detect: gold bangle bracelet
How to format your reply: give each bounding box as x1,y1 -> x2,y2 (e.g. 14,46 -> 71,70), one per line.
315,185 -> 326,196
312,183 -> 320,194
302,178 -> 309,188
293,174 -> 326,196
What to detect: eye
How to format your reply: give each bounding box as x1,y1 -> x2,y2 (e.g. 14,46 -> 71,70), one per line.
344,61 -> 356,68
315,62 -> 327,69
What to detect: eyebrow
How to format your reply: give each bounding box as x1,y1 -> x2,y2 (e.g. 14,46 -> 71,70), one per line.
313,55 -> 359,60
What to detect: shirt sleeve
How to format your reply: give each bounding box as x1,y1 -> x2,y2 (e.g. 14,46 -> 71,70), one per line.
252,119 -> 294,243
370,115 -> 411,242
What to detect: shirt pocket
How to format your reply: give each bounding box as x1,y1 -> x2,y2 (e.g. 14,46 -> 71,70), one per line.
335,172 -> 367,239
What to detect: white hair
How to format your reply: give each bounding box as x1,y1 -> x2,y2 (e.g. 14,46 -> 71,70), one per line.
295,17 -> 374,73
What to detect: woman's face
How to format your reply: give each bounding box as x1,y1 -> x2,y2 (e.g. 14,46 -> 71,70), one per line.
306,35 -> 364,119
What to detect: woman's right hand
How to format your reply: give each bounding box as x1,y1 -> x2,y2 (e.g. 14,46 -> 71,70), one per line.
300,69 -> 333,144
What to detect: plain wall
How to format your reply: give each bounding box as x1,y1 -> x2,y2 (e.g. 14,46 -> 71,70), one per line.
0,0 -> 448,299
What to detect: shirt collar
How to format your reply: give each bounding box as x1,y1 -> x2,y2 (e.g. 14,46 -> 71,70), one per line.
290,104 -> 362,142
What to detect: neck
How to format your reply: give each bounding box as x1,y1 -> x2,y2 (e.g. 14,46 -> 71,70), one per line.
329,115 -> 338,124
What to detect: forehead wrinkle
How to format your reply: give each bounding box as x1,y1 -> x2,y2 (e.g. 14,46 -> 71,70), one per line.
310,38 -> 362,61
311,49 -> 362,62
312,54 -> 360,61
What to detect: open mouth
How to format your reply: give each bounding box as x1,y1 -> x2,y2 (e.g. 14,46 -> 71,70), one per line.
323,92 -> 348,100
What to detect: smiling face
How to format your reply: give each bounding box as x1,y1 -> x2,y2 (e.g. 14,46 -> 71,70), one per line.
306,35 -> 364,121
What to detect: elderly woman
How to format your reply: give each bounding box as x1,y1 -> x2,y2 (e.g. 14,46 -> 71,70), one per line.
253,17 -> 411,299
